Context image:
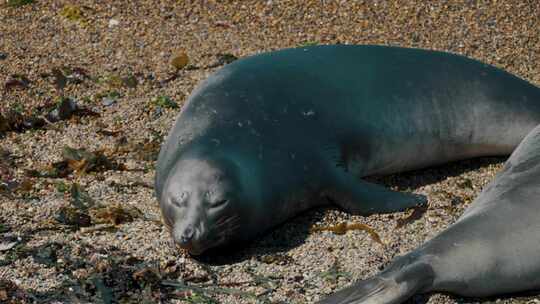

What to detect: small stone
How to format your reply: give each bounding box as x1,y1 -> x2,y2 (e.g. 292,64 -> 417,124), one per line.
0,241 -> 17,252
152,106 -> 163,118
108,19 -> 120,28
102,97 -> 116,106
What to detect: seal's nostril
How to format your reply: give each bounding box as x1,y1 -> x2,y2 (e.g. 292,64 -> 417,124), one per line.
180,225 -> 194,244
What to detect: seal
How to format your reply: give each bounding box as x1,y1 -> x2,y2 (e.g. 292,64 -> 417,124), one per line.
155,45 -> 540,255
317,124 -> 540,303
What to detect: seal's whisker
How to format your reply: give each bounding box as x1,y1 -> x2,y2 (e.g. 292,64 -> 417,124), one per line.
215,214 -> 240,226
218,223 -> 240,238
213,217 -> 240,230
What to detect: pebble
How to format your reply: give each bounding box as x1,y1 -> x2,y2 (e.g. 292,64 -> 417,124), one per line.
108,19 -> 120,28
102,97 -> 116,106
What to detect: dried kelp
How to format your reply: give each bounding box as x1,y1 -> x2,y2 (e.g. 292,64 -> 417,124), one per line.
311,222 -> 384,245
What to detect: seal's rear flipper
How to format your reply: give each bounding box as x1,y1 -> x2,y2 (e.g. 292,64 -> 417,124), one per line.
317,259 -> 434,304
328,172 -> 427,214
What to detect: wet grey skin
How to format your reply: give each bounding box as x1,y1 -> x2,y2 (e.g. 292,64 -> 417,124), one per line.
317,124 -> 540,304
155,45 -> 540,255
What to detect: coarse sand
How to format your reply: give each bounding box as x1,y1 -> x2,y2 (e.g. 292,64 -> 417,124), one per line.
0,1 -> 539,303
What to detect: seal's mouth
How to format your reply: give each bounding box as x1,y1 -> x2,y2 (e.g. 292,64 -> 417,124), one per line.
164,214 -> 241,256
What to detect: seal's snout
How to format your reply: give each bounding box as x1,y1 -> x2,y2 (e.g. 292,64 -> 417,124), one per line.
180,225 -> 195,244
174,222 -> 210,255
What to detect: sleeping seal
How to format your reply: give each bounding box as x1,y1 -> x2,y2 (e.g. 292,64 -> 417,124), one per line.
317,123 -> 540,303
155,45 -> 540,255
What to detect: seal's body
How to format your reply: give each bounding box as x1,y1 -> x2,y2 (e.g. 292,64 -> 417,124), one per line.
318,124 -> 540,303
155,45 -> 540,255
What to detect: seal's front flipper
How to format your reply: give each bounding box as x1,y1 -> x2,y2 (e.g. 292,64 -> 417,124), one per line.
316,257 -> 434,304
327,173 -> 427,215
316,277 -> 404,304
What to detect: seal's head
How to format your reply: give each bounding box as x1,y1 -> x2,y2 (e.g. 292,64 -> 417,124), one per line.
160,155 -> 258,255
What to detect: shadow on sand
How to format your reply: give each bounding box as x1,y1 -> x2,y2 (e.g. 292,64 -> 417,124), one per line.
195,156 -> 506,266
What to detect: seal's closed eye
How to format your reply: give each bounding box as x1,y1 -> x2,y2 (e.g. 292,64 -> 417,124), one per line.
171,198 -> 187,208
210,199 -> 229,209
171,192 -> 188,208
